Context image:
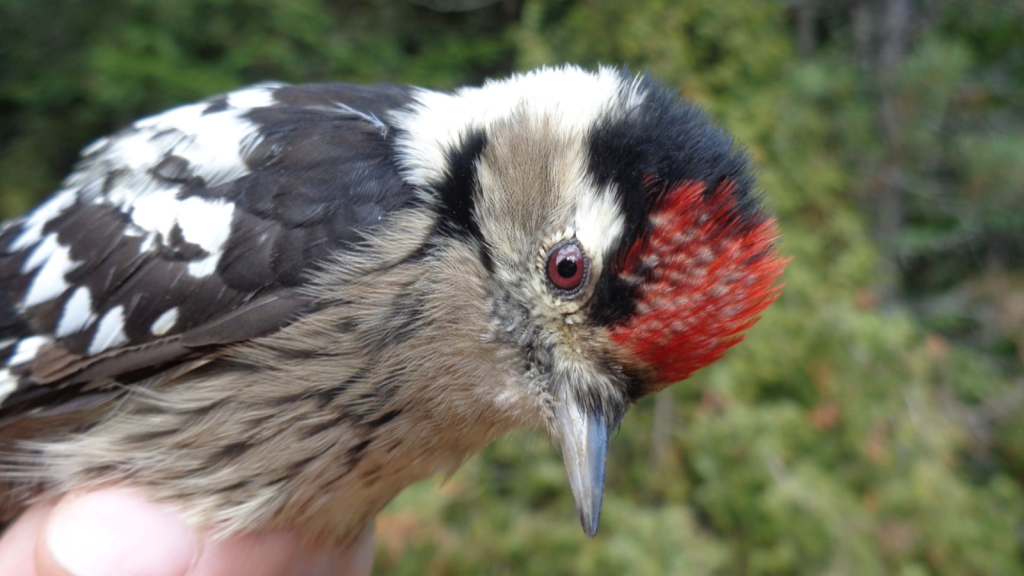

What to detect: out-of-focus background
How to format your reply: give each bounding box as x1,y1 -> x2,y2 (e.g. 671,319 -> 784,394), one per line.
2,0 -> 1023,574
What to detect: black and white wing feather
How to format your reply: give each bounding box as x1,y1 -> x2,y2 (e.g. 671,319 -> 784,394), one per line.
0,82 -> 417,416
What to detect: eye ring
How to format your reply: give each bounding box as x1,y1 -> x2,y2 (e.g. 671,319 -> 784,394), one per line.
546,239 -> 589,295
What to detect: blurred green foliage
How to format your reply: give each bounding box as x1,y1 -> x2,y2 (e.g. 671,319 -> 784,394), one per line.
2,0 -> 1023,574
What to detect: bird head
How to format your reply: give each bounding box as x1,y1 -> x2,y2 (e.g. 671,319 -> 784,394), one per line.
393,66 -> 787,536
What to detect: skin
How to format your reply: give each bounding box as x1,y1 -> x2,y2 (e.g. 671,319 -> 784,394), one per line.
0,488 -> 374,576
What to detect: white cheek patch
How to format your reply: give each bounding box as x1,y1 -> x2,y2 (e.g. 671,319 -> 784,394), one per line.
573,184 -> 625,266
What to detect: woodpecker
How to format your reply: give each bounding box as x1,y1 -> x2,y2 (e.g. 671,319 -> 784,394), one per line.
0,66 -> 785,545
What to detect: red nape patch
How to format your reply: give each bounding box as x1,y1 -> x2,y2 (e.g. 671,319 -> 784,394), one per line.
609,180 -> 788,387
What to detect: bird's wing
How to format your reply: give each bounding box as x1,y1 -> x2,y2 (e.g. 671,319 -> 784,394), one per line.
0,82 -> 418,417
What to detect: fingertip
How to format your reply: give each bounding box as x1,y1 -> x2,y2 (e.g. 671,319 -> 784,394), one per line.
292,524 -> 375,576
0,500 -> 56,576
192,523 -> 375,576
39,488 -> 197,576
28,488 -> 375,576
189,531 -> 297,576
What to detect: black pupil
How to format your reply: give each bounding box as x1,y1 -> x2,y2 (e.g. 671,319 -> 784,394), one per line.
557,256 -> 578,278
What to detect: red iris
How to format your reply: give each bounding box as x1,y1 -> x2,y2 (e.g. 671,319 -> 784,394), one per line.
547,242 -> 586,291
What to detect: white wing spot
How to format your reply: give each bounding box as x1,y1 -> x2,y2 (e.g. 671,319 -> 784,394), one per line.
150,307 -> 179,336
130,193 -> 235,255
9,335 -> 52,367
0,370 -> 15,403
226,84 -> 280,110
23,240 -> 79,308
187,253 -> 221,278
81,136 -> 111,157
9,189 -> 77,251
138,233 -> 157,253
175,199 -> 235,254
56,286 -> 97,337
89,306 -> 128,355
21,232 -> 62,273
127,191 -> 234,274
129,101 -> 259,187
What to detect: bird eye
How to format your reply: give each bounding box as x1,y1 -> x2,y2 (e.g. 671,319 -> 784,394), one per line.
547,241 -> 587,292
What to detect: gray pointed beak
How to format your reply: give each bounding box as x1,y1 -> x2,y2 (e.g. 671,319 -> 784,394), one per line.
553,396 -> 609,538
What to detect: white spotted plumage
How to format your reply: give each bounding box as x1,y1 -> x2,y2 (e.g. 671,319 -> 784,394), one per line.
55,287 -> 96,338
9,336 -> 52,367
88,305 -> 128,355
21,232 -> 63,273
150,308 -> 179,336
99,85 -> 278,190
8,189 -> 77,252
22,236 -> 78,309
0,69 -> 643,379
0,67 -> 783,549
0,83 -> 287,375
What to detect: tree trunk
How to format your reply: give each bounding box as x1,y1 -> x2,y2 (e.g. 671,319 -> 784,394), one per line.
797,0 -> 817,57
876,0 -> 912,304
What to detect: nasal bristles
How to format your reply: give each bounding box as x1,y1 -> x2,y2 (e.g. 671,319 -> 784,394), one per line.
609,180 -> 787,390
